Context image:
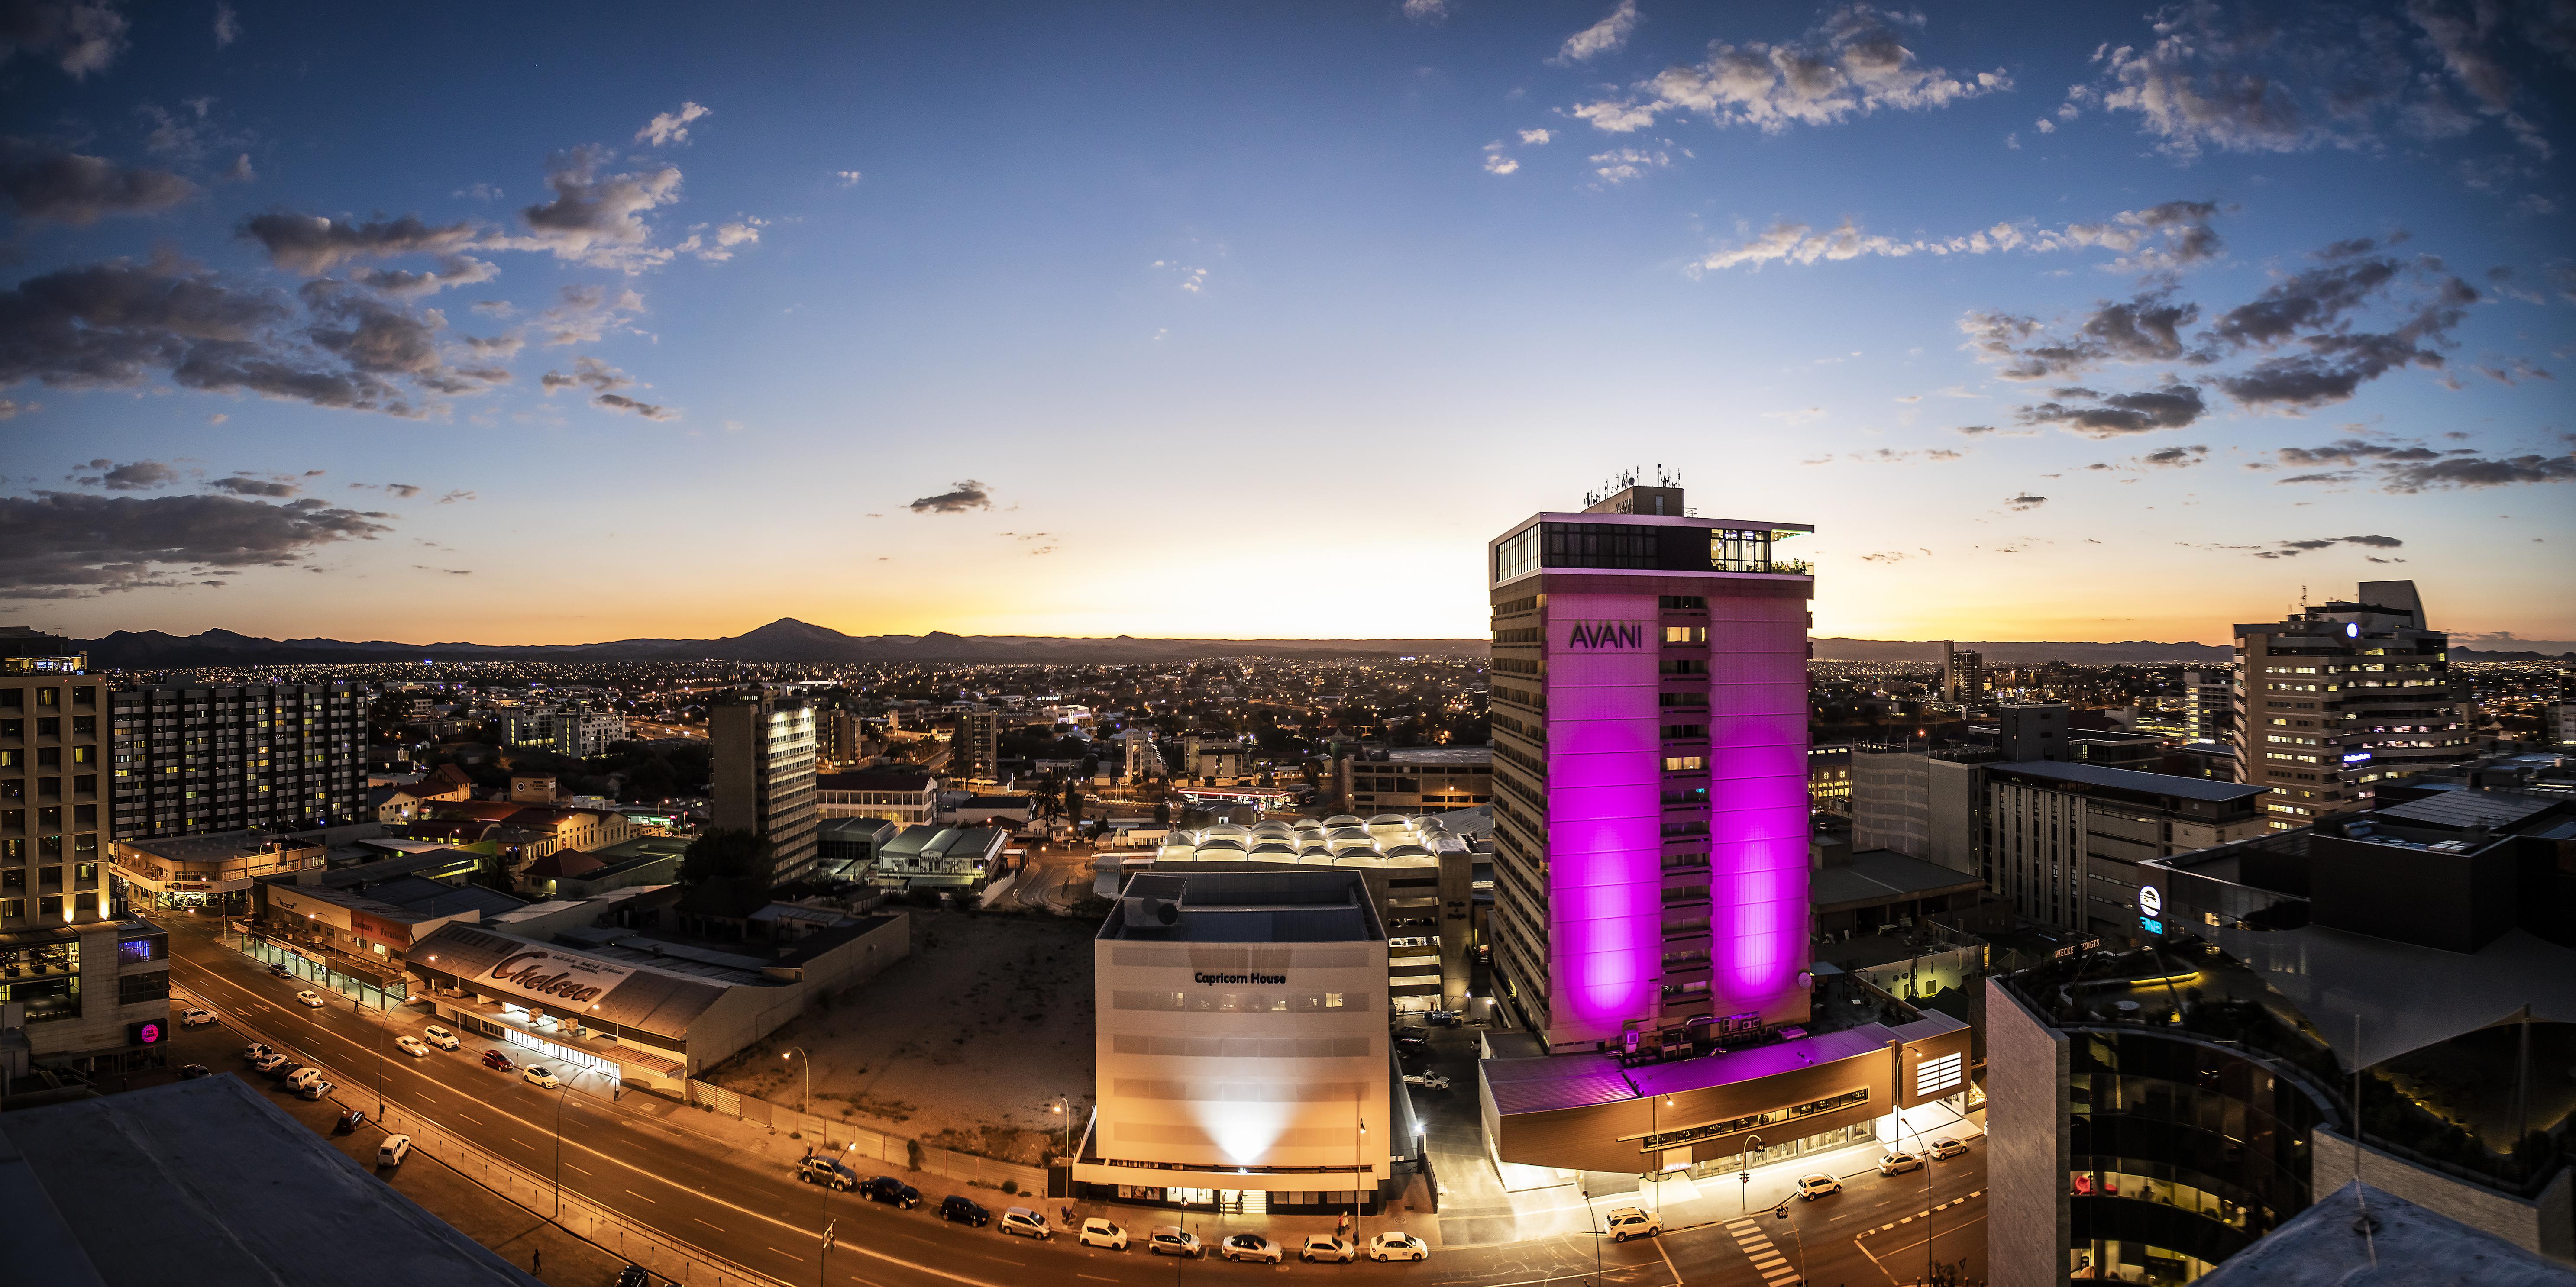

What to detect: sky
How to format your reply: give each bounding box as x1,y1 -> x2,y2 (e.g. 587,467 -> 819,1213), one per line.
3,0 -> 2572,648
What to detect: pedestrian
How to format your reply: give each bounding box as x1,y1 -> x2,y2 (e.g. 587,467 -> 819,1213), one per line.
532,1249 -> 541,1274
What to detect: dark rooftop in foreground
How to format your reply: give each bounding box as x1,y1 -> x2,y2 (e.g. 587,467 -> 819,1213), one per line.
2191,1181 -> 2576,1287
1810,848 -> 1985,911
1987,759 -> 2270,803
0,1075 -> 544,1287
1102,870 -> 1383,944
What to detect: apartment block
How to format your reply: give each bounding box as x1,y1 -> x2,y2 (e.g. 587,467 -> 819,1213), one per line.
709,689 -> 818,886
109,681 -> 366,841
2233,581 -> 2469,830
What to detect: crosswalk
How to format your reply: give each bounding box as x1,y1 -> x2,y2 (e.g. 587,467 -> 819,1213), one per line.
1723,1213 -> 1804,1285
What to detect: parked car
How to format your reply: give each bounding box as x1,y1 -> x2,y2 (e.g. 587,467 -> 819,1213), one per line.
335,1109 -> 367,1134
615,1268 -> 654,1287
294,990 -> 325,1008
251,1052 -> 289,1075
1220,1234 -> 1282,1264
938,1196 -> 991,1227
265,1060 -> 303,1082
1366,1232 -> 1430,1262
1795,1173 -> 1843,1200
1076,1217 -> 1126,1248
481,1049 -> 516,1072
998,1207 -> 1050,1239
795,1156 -> 858,1190
1927,1136 -> 1969,1160
377,1134 -> 412,1167
298,1080 -> 334,1102
182,1008 -> 219,1027
267,962 -> 290,977
395,1035 -> 430,1057
1393,1034 -> 1428,1048
1424,1009 -> 1463,1026
521,1066 -> 561,1090
1606,1206 -> 1662,1241
860,1176 -> 920,1209
421,1025 -> 460,1050
1146,1226 -> 1202,1258
1879,1151 -> 1925,1177
1403,1071 -> 1452,1091
178,1063 -> 211,1079
1299,1234 -> 1356,1263
241,1042 -> 275,1062
284,1067 -> 323,1093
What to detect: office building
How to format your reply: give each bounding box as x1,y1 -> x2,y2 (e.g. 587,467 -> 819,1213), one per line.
1981,761 -> 2268,936
2182,668 -> 2235,745
1486,481 -> 1816,1056
1986,785 -> 2576,1284
1118,728 -> 1164,781
812,767 -> 938,825
817,708 -> 872,768
814,816 -> 897,877
2233,580 -> 2470,830
505,704 -> 627,758
709,689 -> 819,886
1942,643 -> 1985,705
109,831 -> 324,916
1850,744 -> 1998,878
1334,745 -> 1494,814
1075,870 -> 1395,1213
955,706 -> 1001,783
108,680 -> 365,839
1807,743 -> 1852,816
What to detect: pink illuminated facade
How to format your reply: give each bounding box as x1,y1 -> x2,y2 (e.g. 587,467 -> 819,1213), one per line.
1487,485 -> 1816,1055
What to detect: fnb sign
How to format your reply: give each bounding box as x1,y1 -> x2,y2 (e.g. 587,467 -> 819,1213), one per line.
1559,620 -> 1647,650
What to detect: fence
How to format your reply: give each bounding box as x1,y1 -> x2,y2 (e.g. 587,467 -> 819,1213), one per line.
681,1078 -> 1050,1196
193,987 -> 790,1287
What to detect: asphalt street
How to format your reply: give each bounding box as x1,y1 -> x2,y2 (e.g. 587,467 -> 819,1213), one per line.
169,915 -> 1982,1287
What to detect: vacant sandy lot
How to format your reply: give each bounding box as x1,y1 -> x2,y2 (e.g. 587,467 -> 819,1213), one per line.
704,908 -> 1096,1165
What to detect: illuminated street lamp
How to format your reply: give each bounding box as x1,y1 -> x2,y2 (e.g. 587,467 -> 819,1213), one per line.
783,1046 -> 811,1116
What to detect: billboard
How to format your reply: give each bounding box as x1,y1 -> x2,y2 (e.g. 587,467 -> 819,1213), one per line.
477,947 -> 633,1010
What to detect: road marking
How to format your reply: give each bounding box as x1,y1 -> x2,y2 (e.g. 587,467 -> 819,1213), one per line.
458,1113 -> 483,1124
696,1218 -> 726,1231
565,1164 -> 591,1176
1077,1277 -> 1118,1282
627,1189 -> 656,1202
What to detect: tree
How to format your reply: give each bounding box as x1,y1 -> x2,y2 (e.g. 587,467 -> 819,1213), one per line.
1152,798 -> 1172,829
1062,779 -> 1086,830
682,829 -> 771,885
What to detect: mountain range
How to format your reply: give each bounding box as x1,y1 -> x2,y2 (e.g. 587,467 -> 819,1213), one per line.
63,619 -> 2572,669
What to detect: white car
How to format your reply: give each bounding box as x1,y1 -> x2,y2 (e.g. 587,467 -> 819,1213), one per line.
1928,1136 -> 1968,1160
378,1134 -> 412,1167
998,1207 -> 1050,1239
1879,1151 -> 1925,1176
241,1042 -> 275,1061
182,1008 -> 220,1027
521,1066 -> 562,1089
1299,1235 -> 1356,1263
421,1026 -> 461,1050
1077,1218 -> 1128,1250
294,990 -> 325,1008
1146,1226 -> 1202,1258
1606,1206 -> 1662,1241
1402,1071 -> 1452,1091
1795,1173 -> 1843,1200
395,1035 -> 431,1057
297,1078 -> 334,1101
1366,1232 -> 1429,1262
1220,1234 -> 1282,1264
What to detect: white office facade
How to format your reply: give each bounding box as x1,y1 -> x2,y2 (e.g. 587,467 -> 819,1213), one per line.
1076,871 -> 1393,1214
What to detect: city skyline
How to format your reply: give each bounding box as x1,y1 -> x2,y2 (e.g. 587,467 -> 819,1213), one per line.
6,0 -> 2572,647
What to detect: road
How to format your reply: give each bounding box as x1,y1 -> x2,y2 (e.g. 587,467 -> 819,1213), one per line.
170,916 -> 1980,1287
1008,842 -> 1096,912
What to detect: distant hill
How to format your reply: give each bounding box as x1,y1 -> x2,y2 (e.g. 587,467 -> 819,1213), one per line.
68,621 -> 2572,670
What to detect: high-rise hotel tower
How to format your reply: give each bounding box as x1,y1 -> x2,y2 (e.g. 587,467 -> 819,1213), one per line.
1486,484 -> 1815,1055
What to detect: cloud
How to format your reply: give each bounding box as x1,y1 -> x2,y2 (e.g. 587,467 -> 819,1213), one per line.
835,171 -> 863,187
2270,436 -> 2576,492
1553,0 -> 1637,64
1573,6 -> 2008,135
2062,1 -> 2572,158
1959,287 -> 2204,381
591,392 -> 674,420
1858,550 -> 1909,562
69,458 -> 175,490
238,211 -> 481,274
504,145 -> 685,272
1698,200 -> 2220,273
2137,444 -> 2208,467
212,2 -> 236,45
414,565 -> 472,575
1519,128 -> 1554,145
347,255 -> 500,298
2004,494 -> 2048,510
2016,384 -> 2207,436
0,0 -> 129,79
908,480 -> 993,513
1588,147 -> 1669,183
434,490 -> 474,504
0,140 -> 199,224
675,216 -> 765,262
2253,534 -> 2407,559
0,252 -> 468,417
540,355 -> 673,419
455,182 -> 502,202
207,474 -> 298,497
1482,146 -> 1519,175
634,101 -> 710,148
537,282 -> 644,345
0,490 -> 393,598
1400,0 -> 1450,24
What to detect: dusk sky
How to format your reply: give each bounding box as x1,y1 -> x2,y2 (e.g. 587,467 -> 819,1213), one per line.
4,0 -> 2571,647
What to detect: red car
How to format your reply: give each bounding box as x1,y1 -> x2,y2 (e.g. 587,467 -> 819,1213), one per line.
482,1049 -> 517,1072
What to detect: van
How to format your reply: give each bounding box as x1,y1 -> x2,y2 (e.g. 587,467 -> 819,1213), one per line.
285,1067 -> 324,1093
421,1026 -> 460,1050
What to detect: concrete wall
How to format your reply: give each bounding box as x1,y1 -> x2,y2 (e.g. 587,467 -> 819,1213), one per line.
2314,1128 -> 2576,1265
1986,977 -> 2071,1287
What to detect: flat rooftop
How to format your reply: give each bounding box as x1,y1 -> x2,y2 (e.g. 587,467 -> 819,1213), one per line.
0,1075 -> 543,1287
1102,870 -> 1384,944
2193,1180 -> 2576,1287
2374,790 -> 2561,832
1988,759 -> 2270,803
1811,849 -> 1985,911
118,831 -> 320,862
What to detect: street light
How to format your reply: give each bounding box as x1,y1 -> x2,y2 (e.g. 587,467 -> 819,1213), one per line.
1052,1094 -> 1069,1164
814,1139 -> 856,1287
1737,1133 -> 1766,1214
551,1068 -> 584,1220
1771,1199 -> 1809,1287
783,1045 -> 810,1116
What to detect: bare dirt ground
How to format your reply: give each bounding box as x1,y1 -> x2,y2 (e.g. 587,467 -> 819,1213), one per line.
703,908 -> 1096,1165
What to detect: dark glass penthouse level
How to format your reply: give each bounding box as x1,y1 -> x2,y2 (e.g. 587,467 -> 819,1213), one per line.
1493,519 -> 1812,581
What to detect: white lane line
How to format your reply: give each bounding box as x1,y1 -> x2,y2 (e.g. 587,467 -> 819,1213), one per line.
695,1218 -> 726,1231
767,1247 -> 806,1262
626,1189 -> 656,1202
565,1164 -> 591,1176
